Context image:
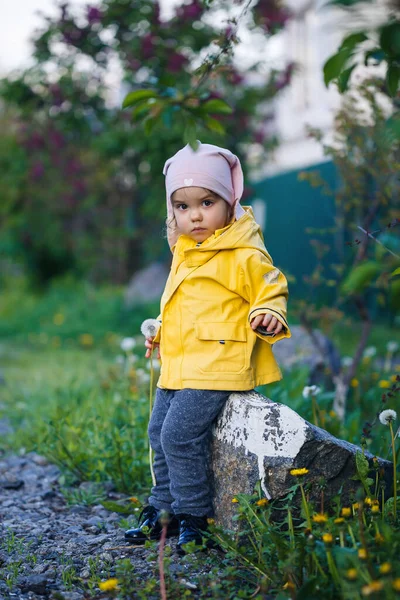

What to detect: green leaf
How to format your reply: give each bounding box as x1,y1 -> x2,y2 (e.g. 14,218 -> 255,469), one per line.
323,48 -> 353,87
386,63 -> 400,96
122,89 -> 158,109
183,117 -> 198,148
204,116 -> 225,135
391,266 -> 400,277
364,48 -> 385,65
340,261 -> 381,295
356,451 -> 369,480
338,64 -> 356,92
339,32 -> 368,52
201,98 -> 233,114
380,22 -> 400,59
131,103 -> 151,122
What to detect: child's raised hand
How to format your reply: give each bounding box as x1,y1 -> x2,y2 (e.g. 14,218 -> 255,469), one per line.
145,337 -> 161,359
250,313 -> 283,335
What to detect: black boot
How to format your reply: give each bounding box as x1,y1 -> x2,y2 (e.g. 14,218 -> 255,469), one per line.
125,505 -> 179,545
176,514 -> 211,555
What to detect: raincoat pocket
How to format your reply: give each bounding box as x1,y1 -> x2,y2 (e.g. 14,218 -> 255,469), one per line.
194,322 -> 247,374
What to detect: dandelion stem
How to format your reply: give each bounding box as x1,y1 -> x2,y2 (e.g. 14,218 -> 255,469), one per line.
312,396 -> 319,427
326,549 -> 341,589
347,524 -> 357,548
389,421 -> 397,520
299,483 -> 312,530
149,341 -> 156,487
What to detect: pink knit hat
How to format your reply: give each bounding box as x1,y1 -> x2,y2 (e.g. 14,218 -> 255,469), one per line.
163,141 -> 246,221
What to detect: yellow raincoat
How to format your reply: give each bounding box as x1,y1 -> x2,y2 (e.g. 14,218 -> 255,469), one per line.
154,207 -> 291,391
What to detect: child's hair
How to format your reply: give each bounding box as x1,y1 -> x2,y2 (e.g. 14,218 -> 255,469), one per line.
163,187 -> 234,241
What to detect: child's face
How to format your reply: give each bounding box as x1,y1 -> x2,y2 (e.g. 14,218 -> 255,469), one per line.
171,187 -> 232,243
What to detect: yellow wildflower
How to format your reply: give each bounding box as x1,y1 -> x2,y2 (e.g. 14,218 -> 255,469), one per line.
53,313 -> 65,325
350,378 -> 359,387
290,468 -> 309,477
256,498 -> 269,507
282,581 -> 295,591
393,578 -> 400,592
341,507 -> 352,518
395,364 -> 400,373
364,497 -> 373,506
361,581 -> 383,596
232,497 -> 239,503
371,505 -> 380,514
378,380 -> 390,388
352,502 -> 359,512
207,518 -> 215,525
329,410 -> 337,418
391,374 -> 398,382
129,497 -> 139,503
312,513 -> 328,524
79,333 -> 94,347
322,533 -> 333,544
358,548 -> 368,560
375,533 -> 384,544
379,562 -> 391,574
99,578 -> 119,591
334,517 -> 345,525
346,568 -> 358,581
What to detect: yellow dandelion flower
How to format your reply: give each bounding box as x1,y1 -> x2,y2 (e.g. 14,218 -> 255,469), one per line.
364,497 -> 373,506
341,507 -> 352,518
350,378 -> 359,387
352,502 -> 359,512
375,533 -> 384,544
393,578 -> 400,592
379,562 -> 391,574
378,380 -> 391,388
334,517 -> 345,525
358,548 -> 368,560
390,374 -> 398,382
53,313 -> 65,325
361,581 -> 383,596
290,468 -> 309,477
232,497 -> 239,503
256,498 -> 269,507
329,410 -> 337,418
129,497 -> 139,503
312,513 -> 328,523
207,518 -> 215,525
322,533 -> 333,544
99,578 -> 119,591
282,581 -> 295,591
79,333 -> 94,347
371,505 -> 380,514
346,568 -> 358,581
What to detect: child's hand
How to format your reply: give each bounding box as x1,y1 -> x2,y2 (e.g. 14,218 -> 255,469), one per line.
145,336 -> 161,359
250,313 -> 283,335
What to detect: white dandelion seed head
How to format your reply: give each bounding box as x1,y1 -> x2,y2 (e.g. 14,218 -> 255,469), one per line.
120,337 -> 136,352
363,346 -> 377,358
302,385 -> 321,399
140,319 -> 161,338
387,341 -> 399,353
342,356 -> 353,368
379,409 -> 397,426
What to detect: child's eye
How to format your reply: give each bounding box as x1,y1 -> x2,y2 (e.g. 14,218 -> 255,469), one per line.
203,200 -> 213,207
176,203 -> 187,210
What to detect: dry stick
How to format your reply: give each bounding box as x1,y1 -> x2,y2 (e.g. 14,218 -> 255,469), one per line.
149,341 -> 156,487
158,524 -> 168,600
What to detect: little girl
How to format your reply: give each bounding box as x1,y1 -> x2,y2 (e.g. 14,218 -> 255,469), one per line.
125,141 -> 291,554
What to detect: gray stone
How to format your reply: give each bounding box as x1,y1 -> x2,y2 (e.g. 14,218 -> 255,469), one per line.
210,390 -> 393,531
20,574 -> 48,594
124,262 -> 169,307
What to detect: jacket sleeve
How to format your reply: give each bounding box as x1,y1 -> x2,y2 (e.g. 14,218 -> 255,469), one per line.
240,251 -> 291,345
153,314 -> 162,344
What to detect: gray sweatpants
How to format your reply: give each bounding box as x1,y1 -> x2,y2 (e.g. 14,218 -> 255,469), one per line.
147,387 -> 231,517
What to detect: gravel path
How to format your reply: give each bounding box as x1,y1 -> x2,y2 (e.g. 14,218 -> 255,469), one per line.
0,451 -> 223,599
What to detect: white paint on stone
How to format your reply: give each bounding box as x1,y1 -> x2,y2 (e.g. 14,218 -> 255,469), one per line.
213,391 -> 308,498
